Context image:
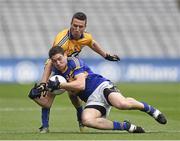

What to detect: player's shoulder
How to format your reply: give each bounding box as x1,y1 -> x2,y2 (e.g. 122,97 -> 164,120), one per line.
56,28 -> 69,37
53,29 -> 69,46
83,31 -> 93,39
67,57 -> 83,69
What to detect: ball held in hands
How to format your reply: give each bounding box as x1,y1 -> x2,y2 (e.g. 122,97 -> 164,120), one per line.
47,75 -> 67,95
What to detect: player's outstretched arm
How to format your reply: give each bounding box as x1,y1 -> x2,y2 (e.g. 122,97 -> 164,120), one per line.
91,40 -> 120,61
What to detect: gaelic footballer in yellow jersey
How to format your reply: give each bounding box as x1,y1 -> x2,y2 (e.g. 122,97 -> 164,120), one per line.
53,29 -> 93,57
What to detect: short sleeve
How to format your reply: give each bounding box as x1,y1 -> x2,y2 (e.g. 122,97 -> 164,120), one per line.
68,57 -> 85,76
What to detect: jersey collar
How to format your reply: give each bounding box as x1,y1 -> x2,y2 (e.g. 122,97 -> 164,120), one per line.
68,30 -> 84,40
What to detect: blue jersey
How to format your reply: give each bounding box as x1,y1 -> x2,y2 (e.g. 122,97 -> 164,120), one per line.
52,57 -> 108,102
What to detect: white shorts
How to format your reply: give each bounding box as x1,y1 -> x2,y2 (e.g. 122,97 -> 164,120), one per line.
85,81 -> 114,117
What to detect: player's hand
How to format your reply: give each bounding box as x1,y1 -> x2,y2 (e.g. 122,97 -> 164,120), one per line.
28,83 -> 47,99
37,82 -> 47,91
47,76 -> 60,92
105,54 -> 120,61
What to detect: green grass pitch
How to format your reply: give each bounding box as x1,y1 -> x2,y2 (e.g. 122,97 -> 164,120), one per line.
0,83 -> 180,140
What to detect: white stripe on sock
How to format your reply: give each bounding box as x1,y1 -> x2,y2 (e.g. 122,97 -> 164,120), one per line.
153,109 -> 161,119
128,124 -> 136,133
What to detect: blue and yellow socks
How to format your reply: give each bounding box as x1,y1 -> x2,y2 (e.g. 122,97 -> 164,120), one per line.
113,121 -> 129,130
141,102 -> 155,116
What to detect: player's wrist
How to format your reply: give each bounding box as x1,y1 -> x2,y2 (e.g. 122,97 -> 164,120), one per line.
59,82 -> 66,89
105,53 -> 111,60
105,53 -> 109,58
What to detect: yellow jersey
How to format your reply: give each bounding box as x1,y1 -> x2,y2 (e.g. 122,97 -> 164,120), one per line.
53,29 -> 94,56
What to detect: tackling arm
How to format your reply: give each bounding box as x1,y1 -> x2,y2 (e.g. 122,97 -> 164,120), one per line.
91,40 -> 120,61
91,40 -> 107,58
60,73 -> 86,92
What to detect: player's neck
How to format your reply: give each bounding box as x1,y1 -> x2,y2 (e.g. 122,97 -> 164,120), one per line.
61,65 -> 68,73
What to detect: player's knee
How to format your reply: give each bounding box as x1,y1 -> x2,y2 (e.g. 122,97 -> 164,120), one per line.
81,114 -> 93,127
38,97 -> 54,108
116,100 -> 132,109
126,97 -> 136,106
41,102 -> 52,109
120,97 -> 136,109
82,119 -> 93,127
126,97 -> 135,102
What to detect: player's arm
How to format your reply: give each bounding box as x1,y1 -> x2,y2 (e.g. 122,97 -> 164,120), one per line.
42,32 -> 59,83
91,40 -> 120,61
60,73 -> 86,92
47,73 -> 86,93
91,40 -> 107,58
41,59 -> 53,83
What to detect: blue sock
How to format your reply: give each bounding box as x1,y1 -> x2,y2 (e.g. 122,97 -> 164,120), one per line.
113,121 -> 128,130
76,106 -> 83,121
41,108 -> 50,127
141,102 -> 155,115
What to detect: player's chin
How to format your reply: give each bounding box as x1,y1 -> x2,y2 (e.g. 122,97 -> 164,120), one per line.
73,33 -> 81,38
56,65 -> 64,71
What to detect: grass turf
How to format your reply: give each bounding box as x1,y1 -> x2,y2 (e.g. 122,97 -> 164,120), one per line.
0,83 -> 180,140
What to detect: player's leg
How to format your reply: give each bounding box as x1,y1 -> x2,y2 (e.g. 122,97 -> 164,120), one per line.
140,102 -> 167,124
82,106 -> 144,133
105,89 -> 167,124
105,91 -> 144,110
39,107 -> 50,133
68,93 -> 84,132
34,91 -> 55,108
33,92 -> 56,133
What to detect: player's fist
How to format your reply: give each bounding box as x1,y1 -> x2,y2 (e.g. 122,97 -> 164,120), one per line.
47,76 -> 60,92
105,54 -> 120,61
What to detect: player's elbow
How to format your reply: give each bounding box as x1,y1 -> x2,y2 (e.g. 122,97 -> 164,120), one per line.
76,79 -> 85,91
77,83 -> 85,91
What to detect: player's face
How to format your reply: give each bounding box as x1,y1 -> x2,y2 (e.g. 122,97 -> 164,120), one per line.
51,53 -> 67,72
70,18 -> 86,40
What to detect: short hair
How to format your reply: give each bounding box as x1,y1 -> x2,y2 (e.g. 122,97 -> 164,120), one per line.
49,46 -> 64,58
71,12 -> 87,25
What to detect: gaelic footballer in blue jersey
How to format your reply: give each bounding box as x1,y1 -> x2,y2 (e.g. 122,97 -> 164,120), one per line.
29,46 -> 167,133
51,56 -> 109,103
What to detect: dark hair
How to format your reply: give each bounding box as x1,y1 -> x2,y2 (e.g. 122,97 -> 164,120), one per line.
71,12 -> 87,25
49,46 -> 64,58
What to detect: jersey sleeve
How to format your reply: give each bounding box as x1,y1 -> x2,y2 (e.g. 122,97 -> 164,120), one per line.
53,32 -> 61,46
68,57 -> 85,76
52,29 -> 68,47
89,34 -> 94,48
84,32 -> 94,48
